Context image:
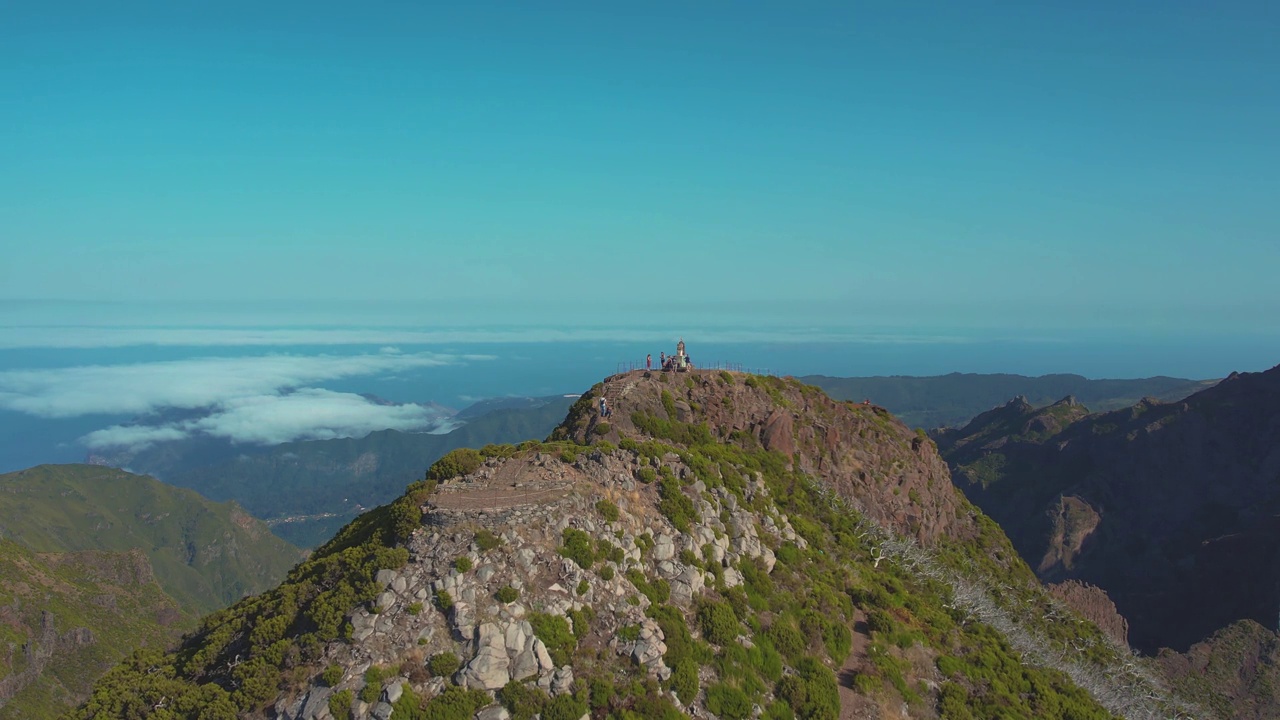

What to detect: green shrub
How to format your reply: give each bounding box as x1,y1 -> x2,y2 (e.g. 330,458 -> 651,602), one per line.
661,390 -> 678,419
542,694 -> 588,720
789,657 -> 840,720
529,613 -> 577,666
407,602 -> 423,616
719,371 -> 735,385
595,499 -> 620,522
618,624 -> 641,642
429,652 -> 461,678
321,664 -> 344,686
637,467 -> 658,484
496,586 -> 519,603
360,665 -> 386,703
427,448 -> 484,481
455,556 -> 473,572
697,600 -> 739,645
594,422 -> 612,435
499,680 -> 548,720
419,686 -> 490,720
706,683 -> 751,720
670,658 -> 699,705
766,622 -> 805,660
658,476 -> 697,532
568,607 -> 594,639
576,579 -> 590,595
329,689 -> 353,718
559,527 -> 596,568
475,529 -> 503,551
435,590 -> 454,611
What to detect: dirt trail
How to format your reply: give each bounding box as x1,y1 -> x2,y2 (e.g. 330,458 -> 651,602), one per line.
837,610 -> 878,720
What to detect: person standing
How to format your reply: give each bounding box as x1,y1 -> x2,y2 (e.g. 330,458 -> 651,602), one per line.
646,354 -> 652,370
660,351 -> 666,369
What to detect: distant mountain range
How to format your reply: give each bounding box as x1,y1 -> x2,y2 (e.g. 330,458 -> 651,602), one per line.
933,365 -> 1280,718
92,395 -> 578,547
0,465 -> 301,719
802,372 -> 1215,429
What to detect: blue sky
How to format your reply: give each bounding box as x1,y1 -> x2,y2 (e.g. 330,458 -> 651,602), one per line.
2,1 -> 1278,335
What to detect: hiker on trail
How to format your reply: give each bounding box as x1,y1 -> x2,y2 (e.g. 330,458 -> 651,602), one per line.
660,351 -> 666,368
600,397 -> 609,417
646,354 -> 652,370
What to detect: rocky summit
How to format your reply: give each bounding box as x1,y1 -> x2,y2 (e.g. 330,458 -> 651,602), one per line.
72,370 -> 1200,720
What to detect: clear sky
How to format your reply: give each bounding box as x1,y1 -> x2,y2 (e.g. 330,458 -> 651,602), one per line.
2,1 -> 1278,335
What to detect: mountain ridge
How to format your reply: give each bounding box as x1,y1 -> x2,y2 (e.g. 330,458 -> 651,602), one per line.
803,372 -> 1214,430
931,362 -> 1280,718
71,370 -> 1193,719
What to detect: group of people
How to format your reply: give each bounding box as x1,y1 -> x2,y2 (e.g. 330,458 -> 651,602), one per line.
645,350 -> 692,372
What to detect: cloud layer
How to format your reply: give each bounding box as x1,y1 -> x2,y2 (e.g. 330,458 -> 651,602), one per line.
0,351 -> 470,450
82,388 -> 456,450
0,352 -> 455,418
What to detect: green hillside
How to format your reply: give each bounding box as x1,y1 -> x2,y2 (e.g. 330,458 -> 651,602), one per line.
123,396 -> 577,548
0,465 -> 302,615
0,541 -> 187,720
802,372 -> 1215,429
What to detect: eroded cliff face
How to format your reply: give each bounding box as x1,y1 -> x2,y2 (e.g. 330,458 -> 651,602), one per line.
934,364 -> 1280,655
558,371 -> 967,547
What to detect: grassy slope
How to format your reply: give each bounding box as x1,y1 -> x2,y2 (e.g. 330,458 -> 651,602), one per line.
0,465 -> 301,615
0,541 -> 187,720
802,373 -> 1214,429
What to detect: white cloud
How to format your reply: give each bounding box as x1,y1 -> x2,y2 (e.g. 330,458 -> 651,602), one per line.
189,389 -> 445,445
0,352 -> 458,418
81,424 -> 189,450
81,389 -> 452,450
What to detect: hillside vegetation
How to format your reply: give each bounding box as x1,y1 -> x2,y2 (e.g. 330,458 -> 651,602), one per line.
0,466 -> 302,615
72,372 -> 1197,719
97,398 -> 576,548
0,466 -> 303,719
0,540 -> 185,720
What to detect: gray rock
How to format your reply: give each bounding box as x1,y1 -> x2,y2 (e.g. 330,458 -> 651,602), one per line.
459,623 -> 512,689
299,687 -> 333,719
551,666 -> 574,696
382,681 -> 404,705
477,706 -> 512,720
372,701 -> 394,720
392,575 -> 408,594
375,569 -> 398,587
533,638 -> 554,671
653,533 -> 676,561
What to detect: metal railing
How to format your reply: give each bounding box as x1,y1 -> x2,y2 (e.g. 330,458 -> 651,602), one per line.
614,360 -> 778,376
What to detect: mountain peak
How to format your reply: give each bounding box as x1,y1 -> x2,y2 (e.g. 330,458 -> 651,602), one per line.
552,370 -> 962,545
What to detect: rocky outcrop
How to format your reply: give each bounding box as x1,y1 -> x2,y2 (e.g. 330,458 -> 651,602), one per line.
1048,581 -> 1128,646
0,611 -> 94,702
273,435 -> 813,720
560,371 -> 967,547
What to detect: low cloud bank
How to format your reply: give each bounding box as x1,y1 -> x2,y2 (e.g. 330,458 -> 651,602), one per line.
0,351 -> 478,451
82,388 -> 453,450
0,352 -> 456,418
